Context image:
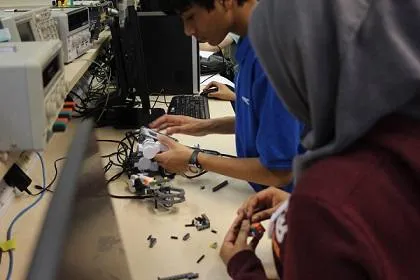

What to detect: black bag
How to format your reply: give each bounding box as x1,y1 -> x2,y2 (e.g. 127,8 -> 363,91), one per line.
200,54 -> 235,82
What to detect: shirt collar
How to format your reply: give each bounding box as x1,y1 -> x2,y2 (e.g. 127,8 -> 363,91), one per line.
235,36 -> 251,65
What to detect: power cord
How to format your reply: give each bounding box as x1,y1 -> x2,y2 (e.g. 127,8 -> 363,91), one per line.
5,152 -> 46,280
200,72 -> 219,85
32,157 -> 67,196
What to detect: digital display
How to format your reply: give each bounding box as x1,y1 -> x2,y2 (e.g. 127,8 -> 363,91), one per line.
17,21 -> 35,42
68,9 -> 89,32
42,55 -> 60,88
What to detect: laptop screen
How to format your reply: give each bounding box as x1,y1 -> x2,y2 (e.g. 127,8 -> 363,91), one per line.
27,119 -> 132,280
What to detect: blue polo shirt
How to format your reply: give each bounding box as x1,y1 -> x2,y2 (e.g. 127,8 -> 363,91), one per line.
235,37 -> 303,192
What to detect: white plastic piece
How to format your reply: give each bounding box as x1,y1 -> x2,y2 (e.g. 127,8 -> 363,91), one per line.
134,157 -> 152,171
142,140 -> 161,159
150,161 -> 159,172
128,173 -> 155,193
138,174 -> 154,185
128,175 -> 138,193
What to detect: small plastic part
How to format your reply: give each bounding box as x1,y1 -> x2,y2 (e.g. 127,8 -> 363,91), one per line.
0,239 -> 16,252
196,254 -> 205,264
200,186 -> 205,190
157,272 -> 199,280
142,139 -> 161,159
149,238 -> 157,248
135,157 -> 153,171
147,235 -> 152,240
63,101 -> 75,109
212,180 -> 229,192
170,236 -> 178,240
182,233 -> 190,241
249,222 -> 266,238
209,242 -> 218,249
52,122 -> 66,132
58,110 -> 72,119
194,214 -> 210,231
211,229 -> 217,234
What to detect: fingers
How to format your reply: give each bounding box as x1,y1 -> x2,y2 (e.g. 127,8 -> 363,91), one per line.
207,91 -> 220,98
238,195 -> 260,220
249,236 -> 261,251
245,197 -> 262,219
153,153 -> 163,162
203,81 -> 221,90
166,126 -> 184,135
224,212 -> 245,244
149,115 -> 181,130
235,219 -> 251,246
251,207 -> 276,223
157,135 -> 176,148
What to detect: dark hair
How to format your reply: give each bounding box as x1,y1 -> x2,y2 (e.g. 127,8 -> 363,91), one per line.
165,0 -> 248,14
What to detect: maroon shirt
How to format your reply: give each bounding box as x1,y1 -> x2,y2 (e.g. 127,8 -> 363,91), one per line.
228,115 -> 420,279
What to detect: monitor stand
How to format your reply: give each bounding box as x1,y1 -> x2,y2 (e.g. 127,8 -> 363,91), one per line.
94,98 -> 165,129
113,107 -> 165,129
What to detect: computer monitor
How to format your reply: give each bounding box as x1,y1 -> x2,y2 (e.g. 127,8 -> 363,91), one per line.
26,119 -> 132,280
101,4 -> 165,129
137,11 -> 200,94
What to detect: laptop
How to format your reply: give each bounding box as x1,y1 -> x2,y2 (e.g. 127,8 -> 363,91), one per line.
26,119 -> 132,280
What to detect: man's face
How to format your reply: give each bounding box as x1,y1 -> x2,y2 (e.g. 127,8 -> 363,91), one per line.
180,1 -> 233,46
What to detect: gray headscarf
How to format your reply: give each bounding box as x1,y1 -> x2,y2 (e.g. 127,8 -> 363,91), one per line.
249,0 -> 420,179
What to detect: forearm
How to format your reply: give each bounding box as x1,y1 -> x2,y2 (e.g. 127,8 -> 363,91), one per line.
200,43 -> 220,52
197,153 -> 292,187
228,251 -> 267,280
200,37 -> 234,52
205,117 -> 235,134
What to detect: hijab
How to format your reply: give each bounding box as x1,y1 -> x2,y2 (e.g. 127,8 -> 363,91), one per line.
249,0 -> 420,178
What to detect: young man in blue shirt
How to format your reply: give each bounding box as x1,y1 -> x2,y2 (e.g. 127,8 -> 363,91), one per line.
151,0 -> 303,192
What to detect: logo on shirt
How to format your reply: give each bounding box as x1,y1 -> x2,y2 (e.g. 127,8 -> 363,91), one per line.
276,199 -> 289,243
269,198 -> 290,260
241,96 -> 250,106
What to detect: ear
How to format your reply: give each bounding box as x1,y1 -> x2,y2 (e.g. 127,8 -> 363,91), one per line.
218,0 -> 234,10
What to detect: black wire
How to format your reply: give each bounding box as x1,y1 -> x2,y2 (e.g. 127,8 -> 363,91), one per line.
108,193 -> 154,199
32,157 -> 67,195
183,170 -> 208,179
200,72 -> 219,85
151,89 -> 165,109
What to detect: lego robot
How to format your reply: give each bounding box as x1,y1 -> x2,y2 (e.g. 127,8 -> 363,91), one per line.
128,173 -> 185,209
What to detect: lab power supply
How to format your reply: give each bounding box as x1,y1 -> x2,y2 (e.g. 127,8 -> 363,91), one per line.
0,40 -> 67,151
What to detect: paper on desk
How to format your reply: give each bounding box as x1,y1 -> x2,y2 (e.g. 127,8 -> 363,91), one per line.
200,50 -> 215,59
200,74 -> 235,88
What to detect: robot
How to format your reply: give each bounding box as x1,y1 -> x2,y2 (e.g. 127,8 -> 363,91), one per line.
128,173 -> 185,209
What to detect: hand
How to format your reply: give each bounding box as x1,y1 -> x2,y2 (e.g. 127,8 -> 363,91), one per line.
237,187 -> 290,223
153,135 -> 193,173
203,82 -> 236,101
149,114 -> 212,136
220,212 -> 261,265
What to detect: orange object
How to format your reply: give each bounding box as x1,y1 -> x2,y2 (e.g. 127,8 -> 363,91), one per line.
64,101 -> 75,108
57,117 -> 69,124
250,222 -> 266,238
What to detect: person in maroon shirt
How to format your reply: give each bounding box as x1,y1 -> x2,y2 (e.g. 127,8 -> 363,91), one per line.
219,0 -> 420,279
